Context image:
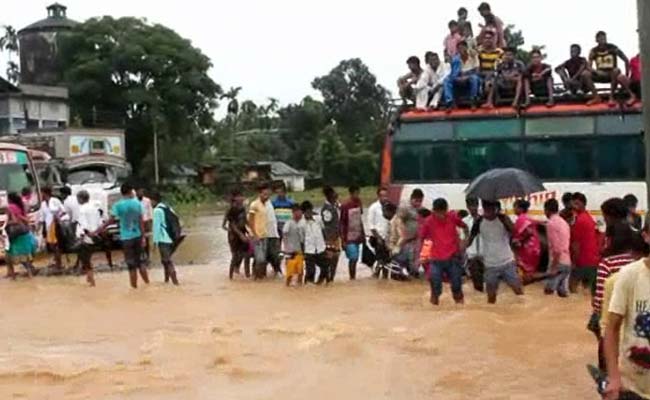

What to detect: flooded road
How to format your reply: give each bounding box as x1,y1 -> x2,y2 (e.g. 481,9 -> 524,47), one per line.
0,215 -> 597,399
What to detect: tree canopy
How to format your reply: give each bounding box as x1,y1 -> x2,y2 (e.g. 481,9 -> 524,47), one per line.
58,16 -> 221,173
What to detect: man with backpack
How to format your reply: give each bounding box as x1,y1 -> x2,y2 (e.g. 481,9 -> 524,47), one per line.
467,200 -> 524,304
151,191 -> 182,285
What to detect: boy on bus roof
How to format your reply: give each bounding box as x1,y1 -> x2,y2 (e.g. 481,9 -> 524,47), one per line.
555,44 -> 600,102
492,47 -> 525,109
588,31 -> 637,107
523,49 -> 555,108
397,56 -> 430,110
442,41 -> 481,111
477,2 -> 505,49
457,7 -> 473,40
478,30 -> 503,110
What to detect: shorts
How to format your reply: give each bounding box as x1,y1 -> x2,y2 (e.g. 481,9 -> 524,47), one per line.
571,266 -> 598,294
159,243 -> 173,264
122,237 -> 143,271
484,262 -> 522,294
253,238 -> 280,268
78,243 -> 93,271
592,70 -> 614,83
345,243 -> 361,262
285,253 -> 305,278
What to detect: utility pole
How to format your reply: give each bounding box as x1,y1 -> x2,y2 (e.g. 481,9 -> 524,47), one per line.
639,0 -> 650,209
152,108 -> 160,185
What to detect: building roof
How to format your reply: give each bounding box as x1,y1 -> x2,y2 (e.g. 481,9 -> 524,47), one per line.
19,3 -> 78,34
255,161 -> 305,177
0,77 -> 20,93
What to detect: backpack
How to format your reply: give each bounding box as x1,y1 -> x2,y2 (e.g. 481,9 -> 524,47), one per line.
159,204 -> 184,251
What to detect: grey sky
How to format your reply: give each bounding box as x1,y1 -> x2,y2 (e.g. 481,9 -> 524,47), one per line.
3,1 -> 640,110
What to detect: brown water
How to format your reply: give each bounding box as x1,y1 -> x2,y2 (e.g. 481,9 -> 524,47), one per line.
0,216 -> 597,399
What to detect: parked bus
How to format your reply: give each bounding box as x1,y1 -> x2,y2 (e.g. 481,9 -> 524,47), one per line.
0,143 -> 42,257
381,103 -> 645,220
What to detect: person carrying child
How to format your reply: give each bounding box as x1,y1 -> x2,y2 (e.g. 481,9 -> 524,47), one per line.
282,204 -> 305,286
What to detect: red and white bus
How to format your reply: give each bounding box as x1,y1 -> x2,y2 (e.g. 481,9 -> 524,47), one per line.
381,103 -> 645,220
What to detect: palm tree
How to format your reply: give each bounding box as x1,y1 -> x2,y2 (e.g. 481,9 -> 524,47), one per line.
0,25 -> 19,83
220,86 -> 242,115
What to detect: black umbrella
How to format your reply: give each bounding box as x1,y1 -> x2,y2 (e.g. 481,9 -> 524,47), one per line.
465,168 -> 545,201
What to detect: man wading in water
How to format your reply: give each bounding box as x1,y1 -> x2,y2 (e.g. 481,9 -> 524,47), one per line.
95,183 -> 150,289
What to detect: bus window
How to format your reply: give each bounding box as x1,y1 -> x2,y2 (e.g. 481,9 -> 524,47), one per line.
458,141 -> 522,179
597,137 -> 644,179
397,121 -> 453,142
595,114 -> 642,135
422,144 -> 455,181
456,119 -> 520,139
525,139 -> 594,180
526,116 -> 594,137
393,142 -> 422,182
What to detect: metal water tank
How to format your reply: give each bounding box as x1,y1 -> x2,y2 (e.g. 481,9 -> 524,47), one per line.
17,3 -> 77,86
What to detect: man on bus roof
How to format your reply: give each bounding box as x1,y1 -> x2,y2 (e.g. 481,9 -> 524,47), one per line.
523,49 -> 555,108
555,44 -> 600,103
477,2 -> 505,49
442,41 -> 481,111
492,47 -> 525,109
588,31 -> 637,107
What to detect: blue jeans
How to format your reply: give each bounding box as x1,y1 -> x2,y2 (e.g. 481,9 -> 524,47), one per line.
430,259 -> 464,298
443,73 -> 481,105
544,264 -> 571,295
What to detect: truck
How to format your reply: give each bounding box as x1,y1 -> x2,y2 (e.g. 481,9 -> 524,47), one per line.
6,128 -> 130,238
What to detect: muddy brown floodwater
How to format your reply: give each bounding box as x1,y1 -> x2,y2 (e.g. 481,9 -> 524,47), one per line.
0,215 -> 598,399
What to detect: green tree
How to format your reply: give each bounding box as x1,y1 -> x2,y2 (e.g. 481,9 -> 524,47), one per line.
312,58 -> 390,149
57,17 -> 221,175
504,25 -> 546,65
278,96 -> 328,171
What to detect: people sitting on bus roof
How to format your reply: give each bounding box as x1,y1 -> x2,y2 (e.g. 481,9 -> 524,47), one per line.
630,52 -> 641,99
443,20 -> 463,61
442,41 -> 481,111
397,56 -> 430,110
555,44 -> 600,102
477,2 -> 505,49
478,30 -> 504,109
424,51 -> 449,109
457,7 -> 476,49
523,49 -> 555,108
588,31 -> 637,107
492,47 -> 525,109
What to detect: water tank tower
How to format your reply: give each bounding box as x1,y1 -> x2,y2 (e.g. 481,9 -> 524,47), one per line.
17,3 -> 77,86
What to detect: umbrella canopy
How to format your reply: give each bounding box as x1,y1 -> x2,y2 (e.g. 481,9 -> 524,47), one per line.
464,168 -> 545,201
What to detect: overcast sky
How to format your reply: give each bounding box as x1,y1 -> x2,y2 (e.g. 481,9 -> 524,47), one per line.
2,1 -> 640,111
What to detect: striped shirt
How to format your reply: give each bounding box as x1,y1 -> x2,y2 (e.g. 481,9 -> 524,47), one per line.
479,48 -> 503,73
592,252 -> 637,313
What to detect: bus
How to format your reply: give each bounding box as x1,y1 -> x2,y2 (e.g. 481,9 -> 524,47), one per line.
0,143 -> 42,257
381,102 -> 645,220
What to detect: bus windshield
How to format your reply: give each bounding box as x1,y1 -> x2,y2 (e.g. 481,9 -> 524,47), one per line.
0,149 -> 38,211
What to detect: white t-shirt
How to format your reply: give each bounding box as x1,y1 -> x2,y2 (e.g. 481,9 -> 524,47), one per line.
41,197 -> 64,229
76,203 -> 102,244
304,218 -> 326,255
463,214 -> 480,258
140,197 -> 153,222
368,200 -> 390,241
608,259 -> 650,399
477,218 -> 514,268
265,200 -> 279,239
64,196 -> 81,223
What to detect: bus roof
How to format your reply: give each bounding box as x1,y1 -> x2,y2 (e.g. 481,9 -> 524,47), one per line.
400,102 -> 642,123
0,142 -> 30,152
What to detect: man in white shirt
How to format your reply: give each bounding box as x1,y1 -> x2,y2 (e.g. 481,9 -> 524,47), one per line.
301,201 -> 330,285
424,51 -> 450,109
462,197 -> 483,291
62,186 -> 81,223
466,200 -> 523,304
265,196 -> 282,277
76,190 -> 102,287
41,187 -> 65,269
397,56 -> 432,110
368,187 -> 392,278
